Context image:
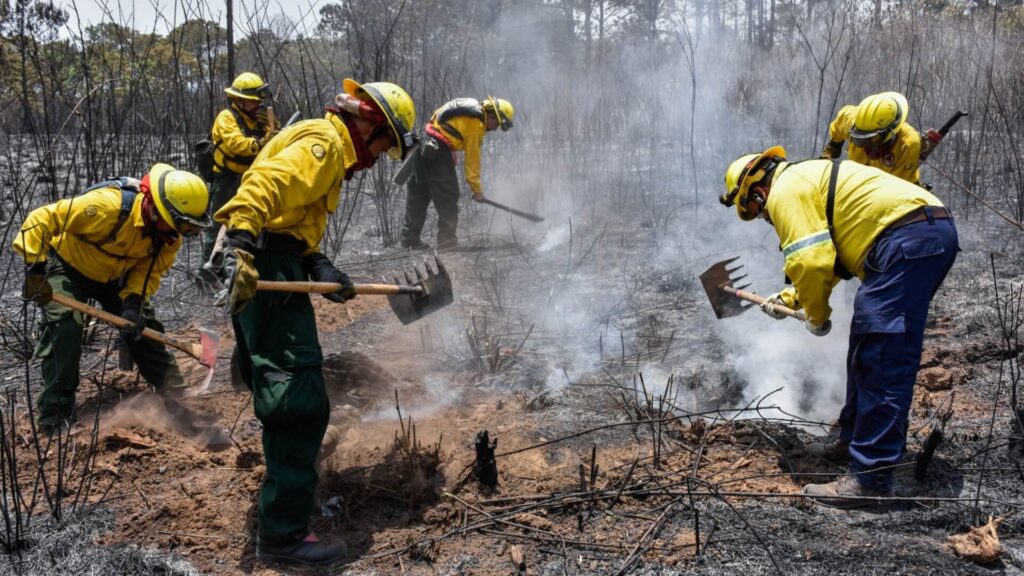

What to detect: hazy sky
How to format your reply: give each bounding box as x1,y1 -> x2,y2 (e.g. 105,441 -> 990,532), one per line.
59,0 -> 331,35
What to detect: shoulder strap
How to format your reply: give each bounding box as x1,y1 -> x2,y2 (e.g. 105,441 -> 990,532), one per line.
104,187 -> 138,245
78,179 -> 137,248
824,160 -> 854,280
825,160 -> 840,241
435,99 -> 485,141
211,108 -> 262,171
227,107 -> 263,138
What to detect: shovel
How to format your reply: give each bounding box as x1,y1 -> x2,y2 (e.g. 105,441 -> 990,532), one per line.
480,198 -> 545,223
257,256 -> 454,325
699,257 -> 806,322
37,282 -> 221,390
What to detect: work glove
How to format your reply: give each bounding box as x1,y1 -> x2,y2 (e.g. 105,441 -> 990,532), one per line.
255,107 -> 269,128
472,192 -> 485,203
805,317 -> 832,337
258,131 -> 278,148
760,288 -> 798,320
22,262 -> 49,304
302,252 -> 356,303
121,177 -> 142,192
215,230 -> 258,315
920,128 -> 943,161
119,294 -> 144,342
820,140 -> 843,160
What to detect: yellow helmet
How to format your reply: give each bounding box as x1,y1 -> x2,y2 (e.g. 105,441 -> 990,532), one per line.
850,92 -> 908,148
483,97 -> 515,131
225,72 -> 269,101
720,146 -> 787,221
148,163 -> 211,236
342,79 -> 416,160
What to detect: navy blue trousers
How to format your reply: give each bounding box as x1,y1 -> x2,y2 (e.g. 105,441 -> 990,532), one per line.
839,214 -> 958,491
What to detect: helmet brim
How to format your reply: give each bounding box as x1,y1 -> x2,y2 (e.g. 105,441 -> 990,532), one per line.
224,87 -> 263,101
343,78 -> 413,160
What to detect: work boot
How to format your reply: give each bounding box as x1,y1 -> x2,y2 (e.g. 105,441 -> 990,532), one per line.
400,239 -> 431,250
805,433 -> 851,463
801,474 -> 894,510
37,418 -> 70,437
437,239 -> 459,252
257,533 -> 347,567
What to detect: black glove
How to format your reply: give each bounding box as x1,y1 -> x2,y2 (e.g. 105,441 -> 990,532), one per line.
820,140 -> 844,159
302,252 -> 356,303
23,262 -> 49,304
119,294 -> 144,342
255,106 -> 270,129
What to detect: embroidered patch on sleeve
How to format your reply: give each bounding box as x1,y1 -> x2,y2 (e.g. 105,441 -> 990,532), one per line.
85,205 -> 98,217
311,143 -> 326,160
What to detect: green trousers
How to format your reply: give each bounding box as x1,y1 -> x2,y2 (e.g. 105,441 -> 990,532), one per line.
201,170 -> 242,262
35,258 -> 185,426
401,145 -> 460,248
232,250 -> 329,546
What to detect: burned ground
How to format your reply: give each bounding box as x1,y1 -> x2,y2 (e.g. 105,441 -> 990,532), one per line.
0,200 -> 1022,576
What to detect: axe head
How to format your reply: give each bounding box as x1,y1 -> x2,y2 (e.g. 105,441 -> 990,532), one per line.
189,328 -> 221,395
388,256 -> 454,325
699,257 -> 753,319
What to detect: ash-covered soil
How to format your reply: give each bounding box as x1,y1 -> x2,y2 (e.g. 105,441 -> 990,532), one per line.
1,202 -> 1023,576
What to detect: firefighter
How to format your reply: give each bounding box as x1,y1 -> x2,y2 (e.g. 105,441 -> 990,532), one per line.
200,72 -> 277,267
720,147 -> 958,508
214,79 -> 415,566
399,97 -> 514,250
14,165 -> 211,433
820,91 -> 943,185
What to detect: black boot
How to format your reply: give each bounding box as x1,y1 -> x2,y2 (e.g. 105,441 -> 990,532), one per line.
257,537 -> 347,567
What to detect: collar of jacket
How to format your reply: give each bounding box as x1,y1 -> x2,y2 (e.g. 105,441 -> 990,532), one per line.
230,102 -> 259,127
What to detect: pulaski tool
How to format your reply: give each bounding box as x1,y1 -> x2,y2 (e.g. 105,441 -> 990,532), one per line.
37,281 -> 221,390
480,198 -> 545,223
699,257 -> 806,322
257,256 -> 454,325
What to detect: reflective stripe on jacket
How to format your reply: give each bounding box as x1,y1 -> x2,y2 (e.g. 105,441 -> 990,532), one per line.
211,105 -> 266,175
430,99 -> 487,194
827,105 -> 923,184
214,114 -> 357,255
766,159 -> 944,325
12,187 -> 181,300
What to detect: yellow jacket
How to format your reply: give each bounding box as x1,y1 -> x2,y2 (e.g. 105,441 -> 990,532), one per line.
766,159 -> 943,325
825,105 -> 923,184
431,103 -> 486,194
12,186 -> 182,300
211,104 -> 268,175
215,114 -> 357,254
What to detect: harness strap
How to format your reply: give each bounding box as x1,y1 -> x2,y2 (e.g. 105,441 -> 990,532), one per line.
212,107 -> 263,170
75,181 -> 137,254
825,160 -> 854,280
434,99 -> 485,142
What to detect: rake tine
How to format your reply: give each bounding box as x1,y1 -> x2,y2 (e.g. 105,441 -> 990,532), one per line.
729,273 -> 748,284
724,265 -> 744,275
735,283 -> 751,291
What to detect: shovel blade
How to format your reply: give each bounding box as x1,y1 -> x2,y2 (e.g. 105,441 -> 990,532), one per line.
699,257 -> 753,319
387,256 -> 454,325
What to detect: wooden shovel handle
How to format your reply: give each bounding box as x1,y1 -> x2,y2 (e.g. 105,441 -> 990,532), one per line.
723,285 -> 806,321
256,280 -> 424,296
49,292 -> 203,360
